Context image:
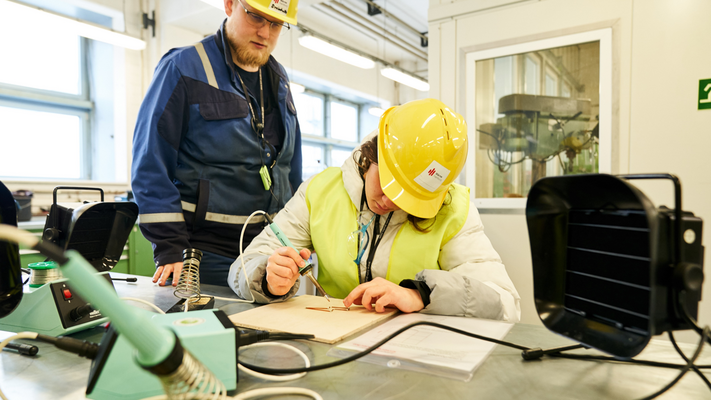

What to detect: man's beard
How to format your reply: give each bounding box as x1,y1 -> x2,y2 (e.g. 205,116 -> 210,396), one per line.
233,43 -> 270,69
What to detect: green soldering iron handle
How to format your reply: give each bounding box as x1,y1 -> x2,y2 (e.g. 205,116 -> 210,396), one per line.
263,215 -> 329,297
266,218 -> 312,275
57,250 -> 175,367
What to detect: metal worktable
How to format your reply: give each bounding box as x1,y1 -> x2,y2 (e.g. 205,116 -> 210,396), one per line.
1,274 -> 709,399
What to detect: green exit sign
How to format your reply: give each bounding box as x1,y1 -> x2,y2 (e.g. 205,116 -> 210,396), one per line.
700,78 -> 711,110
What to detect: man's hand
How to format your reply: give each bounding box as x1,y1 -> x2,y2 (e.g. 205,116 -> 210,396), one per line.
153,261 -> 183,286
265,247 -> 311,296
344,277 -> 424,313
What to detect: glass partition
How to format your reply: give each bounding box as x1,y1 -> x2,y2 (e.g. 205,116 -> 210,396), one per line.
466,29 -> 611,204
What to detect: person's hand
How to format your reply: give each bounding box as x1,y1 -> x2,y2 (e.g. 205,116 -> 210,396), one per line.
265,247 -> 311,296
344,277 -> 424,313
153,261 -> 183,286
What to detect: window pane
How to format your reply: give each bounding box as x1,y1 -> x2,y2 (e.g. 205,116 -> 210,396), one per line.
0,106 -> 82,179
474,42 -> 600,198
545,71 -> 557,96
524,56 -> 539,95
293,92 -> 324,136
494,57 -> 514,117
330,148 -> 353,168
562,82 -> 572,98
0,15 -> 81,94
301,144 -> 325,180
330,101 -> 358,142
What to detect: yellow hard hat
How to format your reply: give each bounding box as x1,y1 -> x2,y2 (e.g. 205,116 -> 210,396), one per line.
378,98 -> 468,219
245,0 -> 298,25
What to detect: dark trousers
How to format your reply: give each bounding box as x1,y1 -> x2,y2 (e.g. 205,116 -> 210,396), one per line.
198,250 -> 235,287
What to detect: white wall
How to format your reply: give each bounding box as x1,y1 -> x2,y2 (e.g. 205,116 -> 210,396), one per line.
430,0 -> 711,343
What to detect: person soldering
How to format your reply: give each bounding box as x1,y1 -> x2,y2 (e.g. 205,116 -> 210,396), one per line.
228,99 -> 521,320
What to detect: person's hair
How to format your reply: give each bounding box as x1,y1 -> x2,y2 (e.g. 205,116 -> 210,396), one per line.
353,135 -> 453,233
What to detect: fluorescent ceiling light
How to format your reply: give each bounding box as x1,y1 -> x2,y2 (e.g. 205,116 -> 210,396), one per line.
380,67 -> 430,92
298,35 -> 375,69
0,0 -> 146,50
368,107 -> 384,117
199,0 -> 224,10
290,82 -> 305,94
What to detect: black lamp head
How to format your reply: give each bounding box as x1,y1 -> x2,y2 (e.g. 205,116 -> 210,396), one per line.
526,173 -> 704,358
42,186 -> 138,272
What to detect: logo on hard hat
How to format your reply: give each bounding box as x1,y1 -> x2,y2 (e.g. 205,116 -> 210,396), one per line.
269,0 -> 289,15
415,161 -> 451,193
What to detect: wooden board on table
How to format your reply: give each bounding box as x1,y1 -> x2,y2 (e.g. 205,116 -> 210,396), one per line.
228,295 -> 399,344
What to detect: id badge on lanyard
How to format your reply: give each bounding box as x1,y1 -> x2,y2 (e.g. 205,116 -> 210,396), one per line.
259,165 -> 272,190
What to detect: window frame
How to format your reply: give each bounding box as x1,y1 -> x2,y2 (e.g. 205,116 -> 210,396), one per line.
465,28 -> 612,210
0,36 -> 94,181
298,89 -> 363,180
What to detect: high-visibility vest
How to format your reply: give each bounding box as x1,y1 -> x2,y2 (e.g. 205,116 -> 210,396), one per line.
305,167 -> 470,299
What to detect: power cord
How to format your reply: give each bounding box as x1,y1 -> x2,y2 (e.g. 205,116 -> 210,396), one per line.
238,320 -> 711,400
669,330 -> 711,389
33,334 -> 101,359
239,321 -> 530,374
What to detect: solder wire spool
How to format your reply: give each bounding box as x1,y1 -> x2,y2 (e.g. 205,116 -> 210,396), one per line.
27,261 -> 61,288
173,248 -> 203,307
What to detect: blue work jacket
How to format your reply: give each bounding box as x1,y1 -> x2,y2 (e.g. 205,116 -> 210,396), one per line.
131,21 -> 302,267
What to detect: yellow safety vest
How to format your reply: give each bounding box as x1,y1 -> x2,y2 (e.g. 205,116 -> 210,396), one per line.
305,167 -> 470,299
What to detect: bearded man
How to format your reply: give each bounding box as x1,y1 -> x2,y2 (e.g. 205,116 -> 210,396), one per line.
131,0 -> 302,288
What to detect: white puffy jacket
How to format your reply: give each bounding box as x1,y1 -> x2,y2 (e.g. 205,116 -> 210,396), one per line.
228,154 -> 521,322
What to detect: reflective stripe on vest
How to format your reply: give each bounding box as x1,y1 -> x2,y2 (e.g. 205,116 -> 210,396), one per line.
305,167 -> 470,299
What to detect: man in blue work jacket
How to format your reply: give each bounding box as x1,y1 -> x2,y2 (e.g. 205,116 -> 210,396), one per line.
131,0 -> 302,287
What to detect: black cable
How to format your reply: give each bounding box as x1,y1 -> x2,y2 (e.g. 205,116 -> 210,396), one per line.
267,333 -> 315,341
33,334 -> 101,359
676,290 -> 711,347
636,326 -> 709,400
3,342 -> 38,356
238,321 -> 530,374
668,330 -> 711,390
546,353 -> 711,369
21,267 -> 30,285
241,318 -> 710,400
237,329 -> 315,347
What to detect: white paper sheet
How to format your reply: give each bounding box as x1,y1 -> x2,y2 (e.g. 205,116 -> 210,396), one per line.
328,313 -> 513,382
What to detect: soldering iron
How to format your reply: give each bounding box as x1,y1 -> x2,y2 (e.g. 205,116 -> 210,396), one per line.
263,214 -> 330,299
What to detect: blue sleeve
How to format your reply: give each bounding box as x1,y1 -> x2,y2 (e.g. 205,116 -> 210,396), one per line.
131,57 -> 191,267
288,118 -> 303,194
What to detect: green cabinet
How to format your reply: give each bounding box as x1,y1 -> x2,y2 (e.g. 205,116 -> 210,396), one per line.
128,225 -> 156,277
19,224 -> 155,277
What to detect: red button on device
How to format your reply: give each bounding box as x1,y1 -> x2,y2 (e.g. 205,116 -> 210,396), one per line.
62,289 -> 72,300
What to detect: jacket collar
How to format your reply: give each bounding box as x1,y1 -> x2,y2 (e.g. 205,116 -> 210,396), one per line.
214,20 -> 288,84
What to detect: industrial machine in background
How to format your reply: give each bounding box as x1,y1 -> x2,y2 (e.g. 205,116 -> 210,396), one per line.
526,173 -> 704,358
0,186 -> 138,335
478,94 -> 598,183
